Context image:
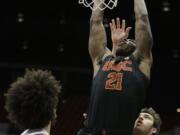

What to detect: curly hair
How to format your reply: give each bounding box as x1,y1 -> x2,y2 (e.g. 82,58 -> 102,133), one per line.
141,107 -> 162,135
5,69 -> 61,130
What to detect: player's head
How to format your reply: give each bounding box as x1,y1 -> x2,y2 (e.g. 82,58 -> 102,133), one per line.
113,39 -> 136,57
5,69 -> 61,130
133,107 -> 162,135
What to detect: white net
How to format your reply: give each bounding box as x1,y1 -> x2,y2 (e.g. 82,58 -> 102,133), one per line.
78,0 -> 118,10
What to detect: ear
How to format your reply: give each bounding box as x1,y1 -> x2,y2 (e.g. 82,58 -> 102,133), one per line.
151,127 -> 157,134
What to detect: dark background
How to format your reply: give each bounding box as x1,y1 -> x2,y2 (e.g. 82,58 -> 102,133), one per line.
0,0 -> 179,135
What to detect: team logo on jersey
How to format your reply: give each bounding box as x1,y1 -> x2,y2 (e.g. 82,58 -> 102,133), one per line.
102,60 -> 133,72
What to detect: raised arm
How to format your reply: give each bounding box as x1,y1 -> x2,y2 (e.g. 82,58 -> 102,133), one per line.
88,0 -> 110,66
133,0 -> 153,79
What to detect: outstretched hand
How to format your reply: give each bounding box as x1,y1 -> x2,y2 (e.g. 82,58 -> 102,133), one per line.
110,18 -> 132,45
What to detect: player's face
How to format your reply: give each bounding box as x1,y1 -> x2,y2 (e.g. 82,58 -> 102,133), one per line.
115,39 -> 136,57
133,113 -> 156,135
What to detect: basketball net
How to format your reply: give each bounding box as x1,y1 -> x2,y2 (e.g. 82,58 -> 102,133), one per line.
78,0 -> 118,10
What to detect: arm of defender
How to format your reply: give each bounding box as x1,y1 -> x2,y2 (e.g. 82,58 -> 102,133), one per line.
133,0 -> 153,79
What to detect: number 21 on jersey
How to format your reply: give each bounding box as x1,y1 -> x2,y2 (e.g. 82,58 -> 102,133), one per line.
105,72 -> 123,91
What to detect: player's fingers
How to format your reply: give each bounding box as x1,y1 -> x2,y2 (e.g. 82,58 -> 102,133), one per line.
125,27 -> 132,38
112,19 -> 116,29
125,27 -> 132,34
116,17 -> 120,29
122,19 -> 126,30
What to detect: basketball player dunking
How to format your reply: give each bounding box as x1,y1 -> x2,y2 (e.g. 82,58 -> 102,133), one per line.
78,0 -> 153,134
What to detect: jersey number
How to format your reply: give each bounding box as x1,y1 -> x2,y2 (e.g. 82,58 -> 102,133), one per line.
105,72 -> 123,91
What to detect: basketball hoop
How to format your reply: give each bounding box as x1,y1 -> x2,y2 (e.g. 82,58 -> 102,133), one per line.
78,0 -> 118,11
